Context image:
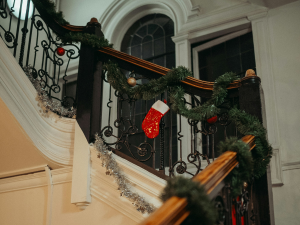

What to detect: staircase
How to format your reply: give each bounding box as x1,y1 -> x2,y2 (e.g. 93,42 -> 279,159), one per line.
0,0 -> 273,224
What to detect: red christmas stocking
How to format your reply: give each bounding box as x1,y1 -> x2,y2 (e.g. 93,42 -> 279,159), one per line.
142,100 -> 169,139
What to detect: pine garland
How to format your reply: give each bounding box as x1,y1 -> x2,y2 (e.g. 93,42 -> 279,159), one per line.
32,0 -> 69,26
218,137 -> 253,197
169,72 -> 237,120
105,62 -> 272,180
228,108 -> 272,178
32,0 -> 112,48
104,61 -> 191,100
160,177 -> 217,225
60,32 -> 113,48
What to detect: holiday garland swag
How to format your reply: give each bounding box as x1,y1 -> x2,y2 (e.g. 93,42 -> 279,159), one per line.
104,61 -> 272,214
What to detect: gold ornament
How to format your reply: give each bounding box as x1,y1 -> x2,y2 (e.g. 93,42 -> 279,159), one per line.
245,69 -> 256,77
127,77 -> 136,87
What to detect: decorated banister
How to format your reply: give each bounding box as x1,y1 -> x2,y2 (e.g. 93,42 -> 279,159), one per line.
139,135 -> 255,225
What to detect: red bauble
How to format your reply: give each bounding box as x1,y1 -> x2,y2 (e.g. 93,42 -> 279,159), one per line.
56,47 -> 65,56
207,115 -> 218,124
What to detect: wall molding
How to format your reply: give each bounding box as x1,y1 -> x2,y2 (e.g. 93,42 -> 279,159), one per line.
282,160 -> 300,171
0,165 -> 47,179
0,38 -> 75,166
271,149 -> 283,186
0,167 -> 72,194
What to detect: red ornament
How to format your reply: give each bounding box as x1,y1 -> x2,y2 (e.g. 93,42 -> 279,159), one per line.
56,47 -> 65,56
207,115 -> 218,124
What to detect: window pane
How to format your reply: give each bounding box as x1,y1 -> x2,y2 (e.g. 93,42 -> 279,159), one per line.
153,27 -> 164,39
163,19 -> 174,36
198,48 -> 211,68
154,38 -> 165,56
212,60 -> 228,79
142,42 -> 153,59
143,35 -> 152,43
166,53 -> 175,69
136,26 -> 147,37
131,35 -> 142,46
226,37 -> 240,57
227,55 -> 241,73
241,50 -> 256,73
148,24 -> 158,34
131,45 -> 141,58
211,42 -> 226,62
154,56 -> 165,67
240,32 -> 254,53
199,66 -> 213,81
166,35 -> 175,53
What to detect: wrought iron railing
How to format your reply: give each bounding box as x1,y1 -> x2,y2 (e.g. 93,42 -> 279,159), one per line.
0,0 -> 84,115
0,0 -> 271,224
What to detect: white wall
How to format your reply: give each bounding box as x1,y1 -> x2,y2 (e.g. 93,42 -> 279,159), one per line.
266,1 -> 300,224
0,171 -> 137,225
59,0 -> 114,25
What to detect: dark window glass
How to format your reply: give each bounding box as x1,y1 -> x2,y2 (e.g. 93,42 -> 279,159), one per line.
192,31 -> 256,158
196,32 -> 256,81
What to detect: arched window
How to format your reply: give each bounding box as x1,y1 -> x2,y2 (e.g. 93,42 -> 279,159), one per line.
121,14 -> 175,68
119,14 -> 177,169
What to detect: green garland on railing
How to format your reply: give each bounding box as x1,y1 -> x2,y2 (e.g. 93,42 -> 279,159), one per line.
218,137 -> 253,197
32,0 -> 69,25
32,0 -> 113,48
161,177 -> 217,225
104,62 -> 191,100
104,61 -> 272,182
60,32 -> 113,48
228,108 -> 272,178
169,72 -> 237,120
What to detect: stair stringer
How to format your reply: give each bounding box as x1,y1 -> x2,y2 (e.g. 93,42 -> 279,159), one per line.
0,38 -> 75,166
90,146 -> 166,223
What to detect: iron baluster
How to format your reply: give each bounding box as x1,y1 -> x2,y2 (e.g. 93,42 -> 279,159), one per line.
168,99 -> 172,177
206,134 -> 209,159
13,0 -> 23,57
159,93 -> 165,173
152,138 -> 156,169
33,29 -> 39,68
25,6 -> 35,66
19,0 -> 31,66
212,133 -> 215,161
8,0 -> 15,34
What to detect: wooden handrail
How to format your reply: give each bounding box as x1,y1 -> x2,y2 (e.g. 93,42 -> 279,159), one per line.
139,135 -> 255,225
98,47 -> 260,93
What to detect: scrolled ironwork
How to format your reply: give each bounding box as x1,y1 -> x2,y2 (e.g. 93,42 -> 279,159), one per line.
0,1 -> 80,113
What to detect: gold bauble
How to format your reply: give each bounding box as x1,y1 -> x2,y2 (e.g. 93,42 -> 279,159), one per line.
245,69 -> 256,77
127,77 -> 136,87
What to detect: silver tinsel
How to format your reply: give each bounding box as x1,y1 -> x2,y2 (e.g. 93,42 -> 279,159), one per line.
23,65 -> 76,118
94,135 -> 157,214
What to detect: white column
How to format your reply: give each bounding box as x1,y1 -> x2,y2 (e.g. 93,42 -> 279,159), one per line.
248,12 -> 283,186
71,121 -> 92,209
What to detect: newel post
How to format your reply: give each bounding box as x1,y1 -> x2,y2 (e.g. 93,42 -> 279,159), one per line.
76,18 -> 104,143
71,18 -> 104,210
238,69 -> 273,225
